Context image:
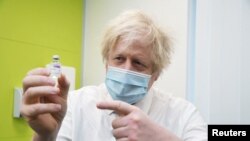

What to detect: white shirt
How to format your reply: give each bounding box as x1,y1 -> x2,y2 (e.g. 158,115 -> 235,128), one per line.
57,84 -> 207,141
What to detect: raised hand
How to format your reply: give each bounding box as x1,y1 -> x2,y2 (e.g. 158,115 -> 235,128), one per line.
21,68 -> 70,141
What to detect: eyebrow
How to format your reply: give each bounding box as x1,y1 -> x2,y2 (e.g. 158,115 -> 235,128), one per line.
114,53 -> 147,60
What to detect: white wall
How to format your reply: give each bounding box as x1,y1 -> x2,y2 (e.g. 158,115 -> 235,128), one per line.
192,0 -> 250,124
82,0 -> 188,98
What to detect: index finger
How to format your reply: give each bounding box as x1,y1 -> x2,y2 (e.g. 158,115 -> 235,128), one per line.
96,101 -> 137,115
27,68 -> 50,76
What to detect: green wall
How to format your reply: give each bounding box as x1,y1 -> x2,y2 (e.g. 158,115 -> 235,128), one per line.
0,0 -> 83,140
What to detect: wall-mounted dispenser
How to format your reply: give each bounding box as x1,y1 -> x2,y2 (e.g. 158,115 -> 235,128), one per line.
13,87 -> 23,118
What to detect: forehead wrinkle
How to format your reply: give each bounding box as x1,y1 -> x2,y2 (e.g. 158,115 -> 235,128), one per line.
114,45 -> 149,59
110,37 -> 153,62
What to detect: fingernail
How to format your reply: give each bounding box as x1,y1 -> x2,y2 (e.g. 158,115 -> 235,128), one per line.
48,78 -> 56,85
45,68 -> 51,74
96,102 -> 101,106
55,104 -> 61,110
51,88 -> 59,94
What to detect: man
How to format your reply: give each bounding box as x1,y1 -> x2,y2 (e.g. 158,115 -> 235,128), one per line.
21,10 -> 207,141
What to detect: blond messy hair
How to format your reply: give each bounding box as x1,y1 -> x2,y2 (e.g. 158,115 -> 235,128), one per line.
101,10 -> 172,74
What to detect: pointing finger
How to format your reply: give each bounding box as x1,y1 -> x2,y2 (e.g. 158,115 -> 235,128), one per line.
96,101 -> 137,115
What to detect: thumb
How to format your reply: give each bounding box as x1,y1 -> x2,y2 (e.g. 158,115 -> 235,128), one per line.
58,74 -> 70,99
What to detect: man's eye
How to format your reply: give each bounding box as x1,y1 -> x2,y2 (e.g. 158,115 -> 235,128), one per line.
115,57 -> 122,60
134,60 -> 145,67
114,56 -> 124,61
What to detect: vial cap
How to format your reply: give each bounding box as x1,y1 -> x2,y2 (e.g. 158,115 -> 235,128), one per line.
52,55 -> 60,60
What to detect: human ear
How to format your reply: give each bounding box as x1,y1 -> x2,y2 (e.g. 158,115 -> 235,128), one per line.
152,71 -> 160,81
105,63 -> 108,73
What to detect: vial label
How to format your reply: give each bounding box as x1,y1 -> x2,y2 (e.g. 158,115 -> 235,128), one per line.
50,55 -> 61,86
51,63 -> 61,77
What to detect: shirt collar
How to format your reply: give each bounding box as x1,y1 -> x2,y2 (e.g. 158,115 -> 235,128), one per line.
134,87 -> 154,114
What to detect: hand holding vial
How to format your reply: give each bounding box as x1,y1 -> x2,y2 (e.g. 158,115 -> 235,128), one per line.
21,55 -> 70,141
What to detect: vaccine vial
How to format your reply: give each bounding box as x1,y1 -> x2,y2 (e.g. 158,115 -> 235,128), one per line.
50,55 -> 61,86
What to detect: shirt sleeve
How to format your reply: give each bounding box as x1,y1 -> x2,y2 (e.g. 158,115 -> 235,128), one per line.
56,92 -> 74,141
182,103 -> 208,141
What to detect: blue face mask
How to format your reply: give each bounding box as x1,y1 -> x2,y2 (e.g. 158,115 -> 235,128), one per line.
105,66 -> 151,104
